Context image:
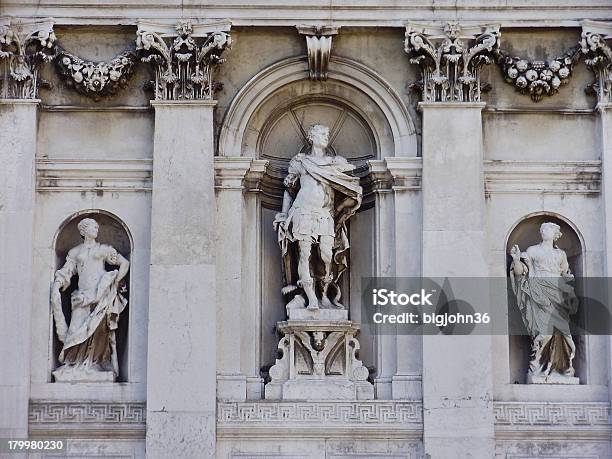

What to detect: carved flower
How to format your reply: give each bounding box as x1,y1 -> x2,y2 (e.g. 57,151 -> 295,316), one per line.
549,60 -> 561,72
109,69 -> 121,81
86,74 -> 107,92
62,56 -> 71,66
551,76 -> 561,89
161,70 -> 177,83
516,60 -> 528,72
73,71 -> 83,83
525,69 -> 538,81
175,52 -> 192,62
540,69 -> 553,81
507,67 -> 518,79
558,67 -> 570,78
515,76 -> 528,88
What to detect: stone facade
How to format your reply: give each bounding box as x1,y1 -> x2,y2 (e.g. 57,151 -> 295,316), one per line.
1,1 -> 612,458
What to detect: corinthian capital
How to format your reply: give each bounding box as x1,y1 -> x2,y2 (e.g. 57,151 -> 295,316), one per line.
404,22 -> 500,103
0,18 -> 56,99
136,20 -> 231,101
581,20 -> 612,104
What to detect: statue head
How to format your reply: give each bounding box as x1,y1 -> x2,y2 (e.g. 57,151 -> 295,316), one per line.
540,222 -> 562,242
77,218 -> 99,240
307,124 -> 330,150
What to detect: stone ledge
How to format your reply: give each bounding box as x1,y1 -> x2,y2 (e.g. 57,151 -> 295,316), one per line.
484,160 -> 601,194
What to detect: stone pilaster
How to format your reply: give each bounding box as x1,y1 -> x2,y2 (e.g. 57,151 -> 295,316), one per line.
418,101 -> 493,458
581,21 -> 612,400
214,157 -> 268,401
0,98 -> 39,441
386,158 -> 423,400
146,100 -> 219,458
367,162 -> 397,399
141,20 -> 232,457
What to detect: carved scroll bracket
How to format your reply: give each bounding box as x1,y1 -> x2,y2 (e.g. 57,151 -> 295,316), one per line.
0,18 -> 56,99
496,47 -> 580,102
136,20 -> 231,101
297,25 -> 339,81
581,20 -> 612,105
404,21 -> 500,103
55,48 -> 136,100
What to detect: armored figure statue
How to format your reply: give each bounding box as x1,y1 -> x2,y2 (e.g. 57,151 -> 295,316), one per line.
273,124 -> 362,311
510,222 -> 579,383
51,218 -> 130,382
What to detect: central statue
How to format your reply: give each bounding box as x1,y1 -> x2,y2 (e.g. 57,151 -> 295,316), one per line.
274,124 -> 362,311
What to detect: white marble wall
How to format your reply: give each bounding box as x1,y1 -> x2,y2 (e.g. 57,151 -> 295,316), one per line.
0,9 -> 611,459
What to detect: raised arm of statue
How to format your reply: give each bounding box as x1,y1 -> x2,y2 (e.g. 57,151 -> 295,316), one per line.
510,244 -> 526,277
104,245 -> 130,284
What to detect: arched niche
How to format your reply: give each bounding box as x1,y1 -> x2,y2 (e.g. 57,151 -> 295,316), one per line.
220,56 -> 411,386
218,55 -> 417,160
505,212 -> 586,384
51,209 -> 132,382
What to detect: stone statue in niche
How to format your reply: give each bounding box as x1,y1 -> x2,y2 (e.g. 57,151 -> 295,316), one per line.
273,124 -> 362,314
510,222 -> 579,384
50,218 -> 130,382
265,124 -> 373,401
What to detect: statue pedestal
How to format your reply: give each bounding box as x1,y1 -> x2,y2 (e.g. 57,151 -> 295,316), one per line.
52,365 -> 115,383
528,374 -> 580,385
265,319 -> 374,400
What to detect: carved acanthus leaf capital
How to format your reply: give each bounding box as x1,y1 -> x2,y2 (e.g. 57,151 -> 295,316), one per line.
297,25 -> 339,81
136,20 -> 231,101
581,20 -> 612,104
404,22 -> 500,102
0,18 -> 56,99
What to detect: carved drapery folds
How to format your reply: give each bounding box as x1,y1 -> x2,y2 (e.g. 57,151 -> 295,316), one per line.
581,20 -> 612,104
0,19 -> 55,99
55,49 -> 136,100
404,22 -> 500,102
496,48 -> 579,102
297,25 -> 339,81
136,20 -> 231,101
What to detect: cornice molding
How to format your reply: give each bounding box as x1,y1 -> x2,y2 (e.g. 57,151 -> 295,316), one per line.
484,160 -> 601,195
36,158 -> 153,192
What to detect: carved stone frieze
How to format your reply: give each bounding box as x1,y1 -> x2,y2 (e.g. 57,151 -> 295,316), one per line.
493,402 -> 610,427
297,25 -> 339,81
218,400 -> 423,426
136,20 -> 231,100
0,19 -> 55,99
55,49 -> 136,100
496,47 -> 579,102
404,21 -> 500,102
29,400 -> 146,438
581,20 -> 612,104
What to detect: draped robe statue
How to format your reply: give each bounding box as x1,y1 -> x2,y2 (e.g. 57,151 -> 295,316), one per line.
273,124 -> 362,311
51,218 -> 130,382
510,222 -> 579,383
